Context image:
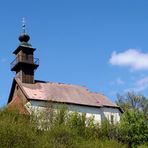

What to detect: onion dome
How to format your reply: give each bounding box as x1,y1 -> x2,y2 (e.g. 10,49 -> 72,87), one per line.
19,33 -> 30,43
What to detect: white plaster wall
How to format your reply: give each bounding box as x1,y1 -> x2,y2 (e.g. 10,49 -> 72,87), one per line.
67,104 -> 102,123
102,107 -> 121,124
25,101 -> 121,124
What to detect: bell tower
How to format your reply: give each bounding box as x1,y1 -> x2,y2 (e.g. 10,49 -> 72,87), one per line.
10,20 -> 39,83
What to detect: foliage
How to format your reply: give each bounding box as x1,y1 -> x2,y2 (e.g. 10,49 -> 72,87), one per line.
116,92 -> 148,115
0,108 -> 127,148
116,92 -> 148,147
1,102 -> 148,148
0,108 -> 38,148
119,110 -> 148,147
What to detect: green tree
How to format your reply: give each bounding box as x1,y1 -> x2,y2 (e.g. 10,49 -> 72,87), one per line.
119,110 -> 148,147
116,92 -> 148,147
116,92 -> 148,118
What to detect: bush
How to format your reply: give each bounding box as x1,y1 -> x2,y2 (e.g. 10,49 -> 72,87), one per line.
4,107 -> 148,147
0,109 -> 38,148
119,110 -> 148,147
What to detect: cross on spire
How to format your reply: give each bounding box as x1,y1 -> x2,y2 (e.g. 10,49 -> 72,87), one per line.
22,17 -> 26,33
19,17 -> 30,43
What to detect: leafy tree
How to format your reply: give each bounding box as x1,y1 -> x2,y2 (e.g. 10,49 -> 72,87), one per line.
116,92 -> 148,147
116,92 -> 148,119
119,110 -> 148,147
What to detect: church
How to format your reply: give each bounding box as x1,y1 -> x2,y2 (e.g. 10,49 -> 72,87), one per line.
7,29 -> 122,124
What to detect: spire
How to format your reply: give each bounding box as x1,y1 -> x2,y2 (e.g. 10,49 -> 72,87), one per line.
19,17 -> 30,44
22,17 -> 26,33
11,18 -> 39,83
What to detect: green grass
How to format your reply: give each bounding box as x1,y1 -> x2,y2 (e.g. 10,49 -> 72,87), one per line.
0,108 -> 147,148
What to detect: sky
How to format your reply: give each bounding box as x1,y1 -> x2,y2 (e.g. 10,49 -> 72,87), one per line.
1,0 -> 148,107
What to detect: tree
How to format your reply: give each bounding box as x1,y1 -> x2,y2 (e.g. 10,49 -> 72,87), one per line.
116,92 -> 148,119
116,92 -> 148,147
119,110 -> 148,147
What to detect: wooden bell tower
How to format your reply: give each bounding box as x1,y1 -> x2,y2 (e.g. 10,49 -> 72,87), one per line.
11,20 -> 39,83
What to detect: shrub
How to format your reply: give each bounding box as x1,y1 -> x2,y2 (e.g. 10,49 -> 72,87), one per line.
0,107 -> 130,148
0,109 -> 38,148
119,110 -> 148,147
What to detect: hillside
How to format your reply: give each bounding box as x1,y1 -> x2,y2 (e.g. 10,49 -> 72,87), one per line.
0,107 -> 147,148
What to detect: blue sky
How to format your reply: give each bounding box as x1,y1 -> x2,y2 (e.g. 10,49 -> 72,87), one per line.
1,0 -> 148,107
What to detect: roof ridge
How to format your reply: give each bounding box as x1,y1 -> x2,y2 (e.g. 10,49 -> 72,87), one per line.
35,79 -> 89,88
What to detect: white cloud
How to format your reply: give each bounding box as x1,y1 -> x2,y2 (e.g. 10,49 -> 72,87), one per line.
134,77 -> 148,91
124,77 -> 148,93
110,78 -> 125,87
116,78 -> 124,85
109,49 -> 148,70
109,90 -> 118,96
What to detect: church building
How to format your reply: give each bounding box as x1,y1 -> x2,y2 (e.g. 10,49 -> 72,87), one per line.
7,28 -> 122,124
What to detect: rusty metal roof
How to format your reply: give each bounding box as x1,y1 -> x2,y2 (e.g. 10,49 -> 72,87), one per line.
15,78 -> 117,108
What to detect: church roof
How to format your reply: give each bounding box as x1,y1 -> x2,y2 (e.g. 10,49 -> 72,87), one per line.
9,78 -> 120,109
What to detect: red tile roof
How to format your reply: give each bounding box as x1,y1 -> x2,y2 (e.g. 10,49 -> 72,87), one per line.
15,78 -> 118,108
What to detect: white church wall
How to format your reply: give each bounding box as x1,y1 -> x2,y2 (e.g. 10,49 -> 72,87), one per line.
25,100 -> 120,124
102,107 -> 121,124
66,104 -> 102,123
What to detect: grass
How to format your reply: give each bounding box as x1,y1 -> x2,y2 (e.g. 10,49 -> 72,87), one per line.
0,107 -> 147,148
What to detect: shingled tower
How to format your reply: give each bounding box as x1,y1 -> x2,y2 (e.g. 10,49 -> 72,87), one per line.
10,20 -> 39,83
